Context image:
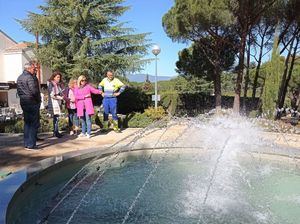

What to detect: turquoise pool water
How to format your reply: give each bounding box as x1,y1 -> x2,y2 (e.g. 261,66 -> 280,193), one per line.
8,150 -> 300,224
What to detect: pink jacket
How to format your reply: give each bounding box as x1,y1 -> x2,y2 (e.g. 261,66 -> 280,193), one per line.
74,84 -> 101,117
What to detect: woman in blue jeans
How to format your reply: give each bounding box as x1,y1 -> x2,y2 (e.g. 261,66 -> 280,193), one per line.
74,75 -> 101,138
47,71 -> 64,138
65,79 -> 79,135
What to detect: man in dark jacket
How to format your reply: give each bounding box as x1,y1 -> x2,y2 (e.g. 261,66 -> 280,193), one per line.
17,61 -> 41,150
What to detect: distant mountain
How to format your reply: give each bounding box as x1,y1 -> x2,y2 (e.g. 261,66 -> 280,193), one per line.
127,74 -> 176,83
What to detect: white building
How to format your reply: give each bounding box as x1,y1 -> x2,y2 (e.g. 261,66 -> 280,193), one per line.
0,29 -> 51,112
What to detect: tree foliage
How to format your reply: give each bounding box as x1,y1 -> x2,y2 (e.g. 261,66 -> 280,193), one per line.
176,40 -> 236,81
162,0 -> 237,109
162,0 -> 234,42
19,0 -> 149,80
227,0 -> 278,113
262,30 -> 283,118
163,0 -> 300,117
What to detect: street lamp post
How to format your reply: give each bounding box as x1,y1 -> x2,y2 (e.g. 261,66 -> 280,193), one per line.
152,44 -> 161,110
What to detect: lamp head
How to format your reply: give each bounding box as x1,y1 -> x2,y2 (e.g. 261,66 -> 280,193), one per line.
152,44 -> 161,56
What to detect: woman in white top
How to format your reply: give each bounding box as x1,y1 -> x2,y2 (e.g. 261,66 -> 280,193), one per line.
47,71 -> 64,138
65,79 -> 79,135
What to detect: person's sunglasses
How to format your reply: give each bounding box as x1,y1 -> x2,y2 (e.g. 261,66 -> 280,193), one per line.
81,79 -> 87,82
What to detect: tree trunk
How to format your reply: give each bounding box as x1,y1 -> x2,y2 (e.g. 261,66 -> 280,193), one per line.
290,89 -> 300,111
233,31 -> 247,114
281,37 -> 299,109
257,76 -> 266,113
277,37 -> 295,109
243,34 -> 251,112
252,60 -> 262,99
214,63 -> 222,112
252,27 -> 267,99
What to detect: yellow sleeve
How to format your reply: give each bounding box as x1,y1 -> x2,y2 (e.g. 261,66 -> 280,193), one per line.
99,79 -> 105,87
115,78 -> 125,88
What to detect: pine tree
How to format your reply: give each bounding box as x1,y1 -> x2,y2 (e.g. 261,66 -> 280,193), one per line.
162,0 -> 236,110
19,0 -> 149,80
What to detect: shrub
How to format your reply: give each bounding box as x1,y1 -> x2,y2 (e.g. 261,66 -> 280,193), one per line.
93,113 -> 103,127
127,112 -> 153,128
3,110 -> 70,134
143,106 -> 166,120
161,92 -> 179,115
39,110 -> 68,133
4,119 -> 24,133
93,113 -> 127,129
39,110 -> 53,132
58,116 -> 69,131
92,87 -> 152,114
117,87 -> 152,114
248,110 -> 260,118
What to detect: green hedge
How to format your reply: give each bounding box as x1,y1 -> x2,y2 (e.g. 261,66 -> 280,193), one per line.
92,106 -> 167,129
92,87 -> 152,114
126,113 -> 153,128
1,110 -> 69,133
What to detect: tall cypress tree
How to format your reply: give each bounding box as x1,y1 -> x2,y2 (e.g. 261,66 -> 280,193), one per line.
19,0 -> 149,80
262,28 -> 282,118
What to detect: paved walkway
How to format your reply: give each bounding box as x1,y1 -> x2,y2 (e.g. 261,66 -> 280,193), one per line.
1,124 -> 299,178
0,128 -> 139,175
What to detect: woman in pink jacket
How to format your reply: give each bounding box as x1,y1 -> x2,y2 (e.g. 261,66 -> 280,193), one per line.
74,75 -> 102,138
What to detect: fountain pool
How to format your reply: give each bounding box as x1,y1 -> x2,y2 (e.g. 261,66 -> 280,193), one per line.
2,116 -> 300,224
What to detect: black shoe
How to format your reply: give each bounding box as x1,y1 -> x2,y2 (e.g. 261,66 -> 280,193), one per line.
36,137 -> 44,141
53,133 -> 63,138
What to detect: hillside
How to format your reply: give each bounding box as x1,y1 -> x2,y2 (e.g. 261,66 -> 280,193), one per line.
127,74 -> 176,83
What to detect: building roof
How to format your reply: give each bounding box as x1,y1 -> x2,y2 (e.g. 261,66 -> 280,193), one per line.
0,82 -> 17,90
4,42 -> 33,53
0,29 -> 17,44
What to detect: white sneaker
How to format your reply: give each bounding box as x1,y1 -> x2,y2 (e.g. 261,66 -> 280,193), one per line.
86,134 -> 91,139
78,133 -> 85,137
25,146 -> 39,151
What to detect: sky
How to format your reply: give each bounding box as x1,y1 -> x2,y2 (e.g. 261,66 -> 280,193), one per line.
0,0 -> 188,77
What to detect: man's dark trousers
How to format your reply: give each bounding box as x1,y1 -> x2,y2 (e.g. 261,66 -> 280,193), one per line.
21,104 -> 40,148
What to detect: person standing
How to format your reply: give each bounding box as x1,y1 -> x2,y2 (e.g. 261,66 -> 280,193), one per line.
17,62 -> 41,150
74,75 -> 102,138
47,71 -> 64,138
32,70 -> 44,141
65,79 -> 79,135
98,70 -> 125,132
